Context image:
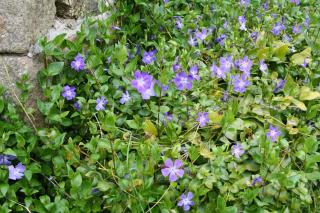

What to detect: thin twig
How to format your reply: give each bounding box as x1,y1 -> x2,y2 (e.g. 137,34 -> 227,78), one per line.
1,60 -> 37,131
8,199 -> 32,213
146,186 -> 171,213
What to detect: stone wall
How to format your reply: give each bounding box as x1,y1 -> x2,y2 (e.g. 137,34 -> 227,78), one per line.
0,0 -> 102,126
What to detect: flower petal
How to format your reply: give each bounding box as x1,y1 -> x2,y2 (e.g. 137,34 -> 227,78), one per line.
164,158 -> 173,167
169,173 -> 178,182
161,168 -> 170,177
175,169 -> 184,177
174,160 -> 183,168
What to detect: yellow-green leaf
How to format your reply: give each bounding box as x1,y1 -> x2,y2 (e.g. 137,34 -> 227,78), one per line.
299,86 -> 320,101
199,144 -> 213,159
290,47 -> 312,65
272,41 -> 289,60
143,120 -> 158,137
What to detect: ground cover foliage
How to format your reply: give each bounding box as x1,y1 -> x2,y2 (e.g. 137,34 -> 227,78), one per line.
1,0 -> 320,212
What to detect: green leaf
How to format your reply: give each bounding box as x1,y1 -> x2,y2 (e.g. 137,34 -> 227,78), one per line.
97,181 -> 113,192
305,172 -> 320,181
0,99 -> 4,113
0,183 -> 9,196
47,62 -> 64,76
101,112 -> 116,132
71,173 -> 82,188
126,120 -> 140,129
299,86 -> 320,101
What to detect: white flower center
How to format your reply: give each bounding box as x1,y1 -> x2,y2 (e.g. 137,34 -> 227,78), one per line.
137,78 -> 145,87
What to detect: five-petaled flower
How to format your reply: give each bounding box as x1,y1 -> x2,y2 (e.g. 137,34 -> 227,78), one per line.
177,192 -> 195,211
252,176 -> 263,186
232,74 -> 250,93
189,65 -> 200,80
173,72 -> 193,91
96,96 -> 107,111
62,85 -> 76,100
273,79 -> 286,93
266,125 -> 281,142
231,143 -> 245,159
271,22 -> 285,35
211,63 -> 227,79
220,56 -> 233,73
142,50 -> 157,64
120,91 -> 131,104
71,54 -> 85,71
237,56 -> 252,77
197,112 -> 209,127
8,162 -> 25,180
0,154 -> 16,166
161,158 -> 184,182
259,60 -> 268,73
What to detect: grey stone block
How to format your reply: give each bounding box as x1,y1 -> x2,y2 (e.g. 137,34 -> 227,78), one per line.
0,0 -> 56,53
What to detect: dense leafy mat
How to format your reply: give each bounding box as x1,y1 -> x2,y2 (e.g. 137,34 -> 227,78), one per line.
1,0 -> 320,212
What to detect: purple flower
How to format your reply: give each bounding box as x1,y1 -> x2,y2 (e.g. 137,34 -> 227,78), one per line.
262,0 -> 269,10
96,96 -> 107,111
140,81 -> 156,100
259,60 -> 268,73
163,112 -> 173,125
161,158 -> 184,182
266,125 -> 281,142
195,28 -> 209,41
131,71 -> 154,93
282,34 -> 292,42
304,16 -> 310,29
220,56 -> 233,73
290,0 -> 300,5
238,56 -> 252,77
211,63 -> 227,79
232,74 -> 250,93
0,154 -> 16,166
111,26 -> 121,30
62,85 -> 76,100
175,17 -> 183,29
164,112 -> 173,122
215,34 -> 227,46
240,0 -> 250,7
177,192 -> 195,211
8,162 -> 25,180
238,16 -> 247,31
231,143 -> 245,159
301,59 -> 308,68
188,34 -> 198,47
71,54 -> 85,71
223,21 -> 228,29
292,23 -> 302,34
173,63 -> 181,71
120,91 -> 131,104
221,91 -> 229,102
252,176 -> 263,186
273,79 -> 286,93
142,50 -> 157,64
197,112 -> 209,127
73,101 -> 81,111
271,22 -> 285,35
189,65 -> 200,80
173,72 -> 193,91
250,31 -> 259,42
163,0 -> 169,3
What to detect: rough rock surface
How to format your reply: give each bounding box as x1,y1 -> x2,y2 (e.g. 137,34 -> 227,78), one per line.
0,0 -> 56,53
0,55 -> 44,127
55,0 -> 99,18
